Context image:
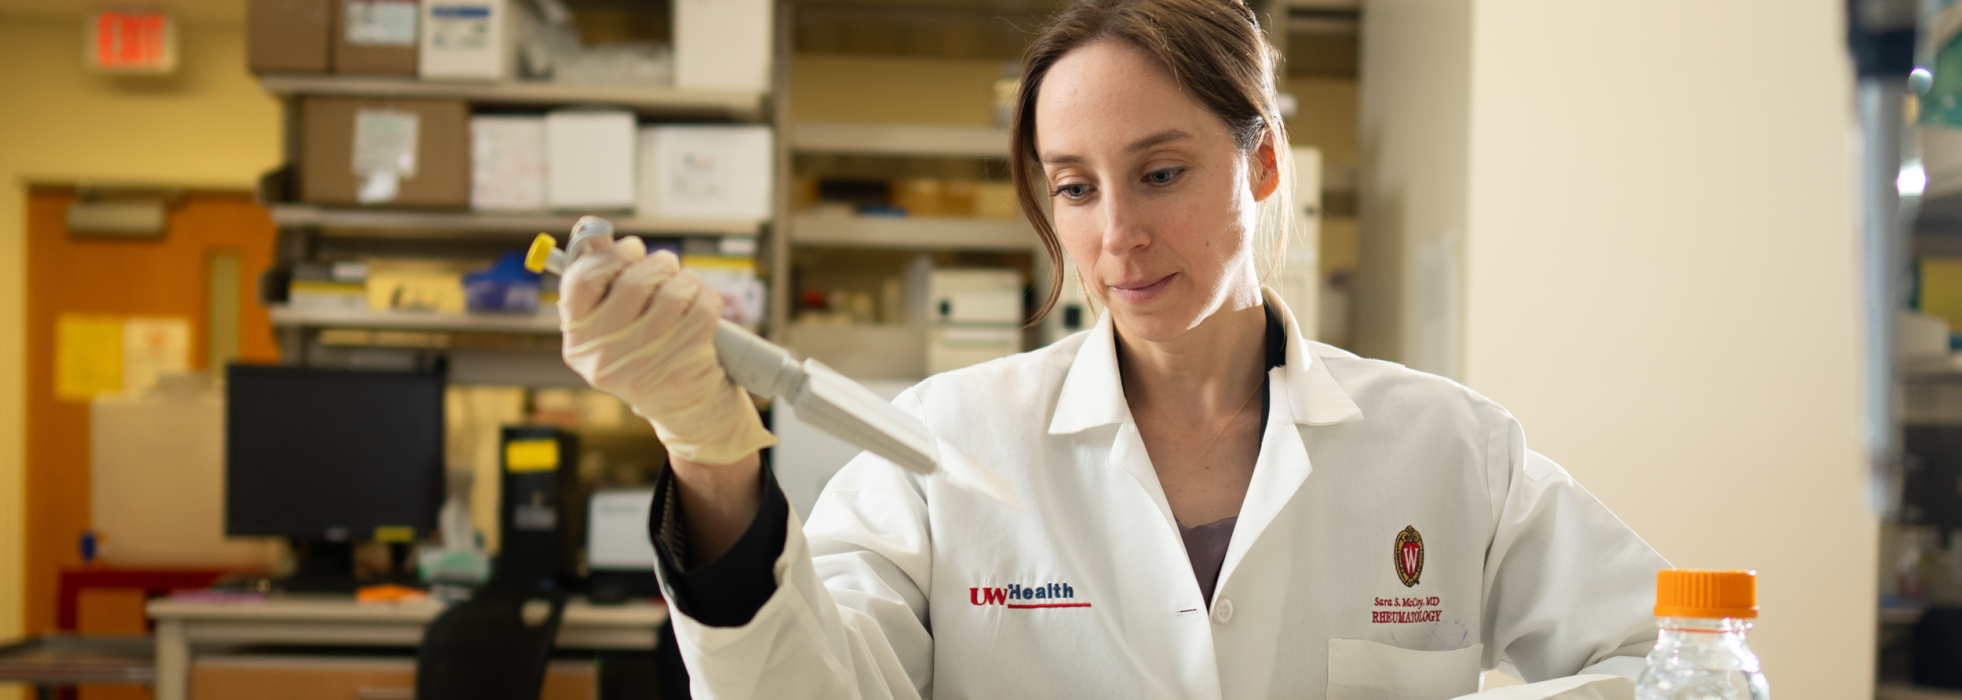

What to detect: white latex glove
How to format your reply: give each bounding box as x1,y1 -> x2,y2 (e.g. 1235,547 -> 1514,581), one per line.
559,234 -> 776,465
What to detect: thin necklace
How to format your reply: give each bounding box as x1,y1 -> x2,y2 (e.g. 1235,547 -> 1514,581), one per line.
1198,377 -> 1265,460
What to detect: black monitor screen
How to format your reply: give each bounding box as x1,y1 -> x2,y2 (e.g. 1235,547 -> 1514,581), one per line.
226,364 -> 444,540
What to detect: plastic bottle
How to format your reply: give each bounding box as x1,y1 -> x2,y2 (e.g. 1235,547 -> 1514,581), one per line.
1635,570 -> 1769,700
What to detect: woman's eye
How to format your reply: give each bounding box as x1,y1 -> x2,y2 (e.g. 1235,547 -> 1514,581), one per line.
1052,183 -> 1091,199
1145,167 -> 1184,186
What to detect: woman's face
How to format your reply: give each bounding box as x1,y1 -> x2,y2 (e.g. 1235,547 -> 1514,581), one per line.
1034,39 -> 1278,344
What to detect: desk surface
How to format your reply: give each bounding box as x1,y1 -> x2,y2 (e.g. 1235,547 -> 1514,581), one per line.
148,594 -> 668,628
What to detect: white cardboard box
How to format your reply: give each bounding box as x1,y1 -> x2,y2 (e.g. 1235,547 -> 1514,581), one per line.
637,125 -> 773,221
545,110 -> 636,210
674,0 -> 771,91
419,0 -> 509,80
928,268 -> 1024,324
470,115 -> 545,210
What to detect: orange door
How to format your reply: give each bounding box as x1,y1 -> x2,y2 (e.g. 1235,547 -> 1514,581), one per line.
22,185 -> 280,636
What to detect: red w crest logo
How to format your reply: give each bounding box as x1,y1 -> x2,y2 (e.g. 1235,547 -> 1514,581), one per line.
1394,525 -> 1424,587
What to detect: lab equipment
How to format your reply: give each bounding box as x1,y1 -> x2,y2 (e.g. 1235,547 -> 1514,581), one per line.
498,426 -> 577,591
586,488 -> 659,602
925,268 -> 1022,374
528,217 -> 1021,510
1635,570 -> 1768,700
226,364 -> 445,589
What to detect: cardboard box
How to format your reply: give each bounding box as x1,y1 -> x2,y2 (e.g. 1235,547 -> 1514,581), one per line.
675,0 -> 771,91
333,0 -> 418,75
248,0 -> 331,74
419,0 -> 509,80
471,116 -> 546,210
545,110 -> 636,210
637,125 -> 772,221
301,97 -> 470,208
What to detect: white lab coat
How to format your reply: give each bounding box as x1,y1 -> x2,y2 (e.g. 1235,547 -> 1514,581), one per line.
658,289 -> 1668,700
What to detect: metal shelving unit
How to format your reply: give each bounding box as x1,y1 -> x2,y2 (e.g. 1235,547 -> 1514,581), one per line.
257,75 -> 765,118
268,305 -> 561,334
789,213 -> 1033,250
789,122 -> 1010,158
268,205 -> 763,238
263,64 -> 777,371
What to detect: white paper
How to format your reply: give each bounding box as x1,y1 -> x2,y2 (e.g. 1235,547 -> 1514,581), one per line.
470,116 -> 546,210
545,110 -> 636,209
642,125 -> 773,221
121,316 -> 189,396
345,0 -> 418,45
358,170 -> 401,204
353,109 -> 419,177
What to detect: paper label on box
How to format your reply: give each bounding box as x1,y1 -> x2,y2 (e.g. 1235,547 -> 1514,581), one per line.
345,0 -> 417,45
427,4 -> 492,50
353,109 -> 419,177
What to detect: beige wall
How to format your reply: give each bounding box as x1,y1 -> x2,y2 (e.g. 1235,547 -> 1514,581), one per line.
1366,0 -> 1871,696
0,13 -> 279,696
1461,3 -> 1872,696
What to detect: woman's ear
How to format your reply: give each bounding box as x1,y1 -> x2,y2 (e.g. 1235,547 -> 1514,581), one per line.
1250,134 -> 1281,202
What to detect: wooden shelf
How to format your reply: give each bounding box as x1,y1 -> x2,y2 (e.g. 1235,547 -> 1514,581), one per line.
268,205 -> 762,237
269,305 -> 561,334
790,122 -> 1010,158
258,75 -> 764,119
790,213 -> 1034,250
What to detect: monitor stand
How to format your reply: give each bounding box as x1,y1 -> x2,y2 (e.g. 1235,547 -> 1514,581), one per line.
276,539 -> 360,593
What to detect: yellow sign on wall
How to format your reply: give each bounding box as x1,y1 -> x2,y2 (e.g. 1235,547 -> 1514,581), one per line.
56,314 -> 124,401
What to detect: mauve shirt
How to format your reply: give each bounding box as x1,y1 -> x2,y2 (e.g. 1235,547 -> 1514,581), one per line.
1177,308 -> 1285,606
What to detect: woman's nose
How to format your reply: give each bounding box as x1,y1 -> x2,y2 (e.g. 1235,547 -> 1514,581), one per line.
1099,188 -> 1150,254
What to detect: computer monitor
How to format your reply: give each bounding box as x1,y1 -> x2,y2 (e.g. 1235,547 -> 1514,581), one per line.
225,364 -> 445,550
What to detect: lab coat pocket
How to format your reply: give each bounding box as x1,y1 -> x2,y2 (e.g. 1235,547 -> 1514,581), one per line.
1326,639 -> 1483,700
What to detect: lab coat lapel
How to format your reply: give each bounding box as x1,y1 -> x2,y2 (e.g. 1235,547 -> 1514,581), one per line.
1048,310 -> 1183,529
1214,289 -> 1364,596
1048,309 -> 1127,435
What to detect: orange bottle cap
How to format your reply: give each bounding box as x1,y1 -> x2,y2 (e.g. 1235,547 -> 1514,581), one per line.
1655,569 -> 1757,619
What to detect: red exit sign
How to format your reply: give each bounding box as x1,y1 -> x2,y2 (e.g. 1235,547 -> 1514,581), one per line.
87,11 -> 178,73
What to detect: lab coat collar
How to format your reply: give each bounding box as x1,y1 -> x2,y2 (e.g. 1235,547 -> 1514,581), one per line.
1046,286 -> 1364,435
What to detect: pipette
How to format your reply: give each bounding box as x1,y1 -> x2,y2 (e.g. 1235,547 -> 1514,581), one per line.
528,216 -> 1022,511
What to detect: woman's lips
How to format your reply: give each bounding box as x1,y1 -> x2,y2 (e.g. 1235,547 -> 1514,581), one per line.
1108,273 -> 1176,304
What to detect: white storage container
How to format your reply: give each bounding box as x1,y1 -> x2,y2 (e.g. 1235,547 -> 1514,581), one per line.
637,124 -> 774,221
545,110 -> 636,210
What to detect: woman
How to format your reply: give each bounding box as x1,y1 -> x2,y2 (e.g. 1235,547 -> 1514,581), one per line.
558,0 -> 1667,696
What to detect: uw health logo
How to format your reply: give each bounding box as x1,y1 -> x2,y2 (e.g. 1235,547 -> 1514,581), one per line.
969,582 -> 1091,609
1394,525 -> 1424,587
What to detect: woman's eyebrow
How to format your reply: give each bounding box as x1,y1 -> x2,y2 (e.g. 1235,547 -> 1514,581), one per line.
1126,128 -> 1191,153
1040,129 -> 1193,165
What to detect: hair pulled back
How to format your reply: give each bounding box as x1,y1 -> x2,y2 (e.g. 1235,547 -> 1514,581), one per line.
1013,0 -> 1292,324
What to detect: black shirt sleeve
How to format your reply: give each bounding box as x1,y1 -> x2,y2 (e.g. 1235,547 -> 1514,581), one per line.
646,461 -> 788,627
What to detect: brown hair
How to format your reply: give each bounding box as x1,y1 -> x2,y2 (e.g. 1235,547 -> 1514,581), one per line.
1012,0 -> 1293,324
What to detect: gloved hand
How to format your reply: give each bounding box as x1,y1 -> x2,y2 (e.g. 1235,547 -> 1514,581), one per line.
558,234 -> 776,465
